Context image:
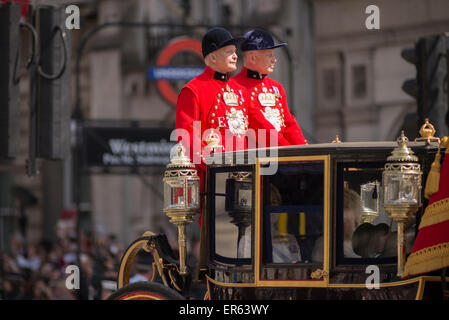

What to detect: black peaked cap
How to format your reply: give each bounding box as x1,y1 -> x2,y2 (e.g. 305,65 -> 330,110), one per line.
202,27 -> 244,58
240,28 -> 287,51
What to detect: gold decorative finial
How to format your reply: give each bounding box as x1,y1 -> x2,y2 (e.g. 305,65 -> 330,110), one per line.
442,136 -> 449,150
203,128 -> 224,153
387,131 -> 418,162
415,118 -> 440,145
167,143 -> 194,168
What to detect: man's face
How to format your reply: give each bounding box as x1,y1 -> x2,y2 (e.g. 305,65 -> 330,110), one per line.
208,45 -> 238,73
249,49 -> 276,75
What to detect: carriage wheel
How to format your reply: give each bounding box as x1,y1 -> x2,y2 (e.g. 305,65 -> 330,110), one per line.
107,281 -> 185,300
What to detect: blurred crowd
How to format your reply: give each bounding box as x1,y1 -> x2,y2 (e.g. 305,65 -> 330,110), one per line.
1,220 -> 200,300
1,231 -> 126,300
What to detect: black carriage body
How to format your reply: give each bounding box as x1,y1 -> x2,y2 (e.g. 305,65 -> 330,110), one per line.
201,142 -> 445,300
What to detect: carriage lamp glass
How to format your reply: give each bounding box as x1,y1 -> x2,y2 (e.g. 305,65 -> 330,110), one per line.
227,172 -> 252,211
163,143 -> 200,276
226,172 -> 252,258
382,131 -> 422,277
360,180 -> 380,224
163,178 -> 199,210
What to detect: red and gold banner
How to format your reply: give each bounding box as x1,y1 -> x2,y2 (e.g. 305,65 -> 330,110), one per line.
403,138 -> 449,277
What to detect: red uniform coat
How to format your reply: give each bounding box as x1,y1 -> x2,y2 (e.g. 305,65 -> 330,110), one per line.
175,66 -> 249,224
233,67 -> 307,148
176,66 -> 249,161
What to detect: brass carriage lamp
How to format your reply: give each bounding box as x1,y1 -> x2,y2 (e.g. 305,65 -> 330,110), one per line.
382,131 -> 422,277
226,172 -> 252,212
163,143 -> 200,276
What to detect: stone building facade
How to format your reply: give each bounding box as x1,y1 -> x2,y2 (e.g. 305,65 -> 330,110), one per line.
313,0 -> 449,142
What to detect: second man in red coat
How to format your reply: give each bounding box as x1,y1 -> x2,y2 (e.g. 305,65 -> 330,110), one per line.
233,29 -> 308,148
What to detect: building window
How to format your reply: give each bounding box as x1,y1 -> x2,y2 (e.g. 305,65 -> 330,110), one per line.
351,64 -> 367,99
322,68 -> 337,100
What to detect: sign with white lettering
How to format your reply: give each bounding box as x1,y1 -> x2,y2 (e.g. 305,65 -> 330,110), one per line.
82,124 -> 175,169
148,66 -> 204,80
149,37 -> 203,106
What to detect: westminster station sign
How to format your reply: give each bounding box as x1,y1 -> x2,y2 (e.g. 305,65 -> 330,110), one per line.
82,122 -> 175,170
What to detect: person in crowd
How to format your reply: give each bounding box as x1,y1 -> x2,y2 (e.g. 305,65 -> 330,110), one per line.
1,231 -> 124,300
129,263 -> 153,284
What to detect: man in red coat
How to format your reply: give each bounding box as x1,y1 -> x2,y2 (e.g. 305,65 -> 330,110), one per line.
176,27 -> 248,164
175,27 -> 248,224
233,29 -> 307,148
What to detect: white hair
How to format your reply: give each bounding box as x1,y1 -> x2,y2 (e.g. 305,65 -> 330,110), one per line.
204,53 -> 214,67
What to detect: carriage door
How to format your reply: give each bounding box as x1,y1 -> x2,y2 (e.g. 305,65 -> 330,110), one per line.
256,156 -> 330,286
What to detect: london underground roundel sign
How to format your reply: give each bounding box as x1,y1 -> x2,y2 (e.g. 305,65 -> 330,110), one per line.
148,37 -> 204,106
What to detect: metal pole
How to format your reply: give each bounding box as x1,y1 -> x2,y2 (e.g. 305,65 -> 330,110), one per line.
397,221 -> 406,277
73,119 -> 87,300
0,209 -> 4,299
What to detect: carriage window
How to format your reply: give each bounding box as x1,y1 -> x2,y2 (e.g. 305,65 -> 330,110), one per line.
263,162 -> 324,264
337,163 -> 411,263
212,169 -> 252,264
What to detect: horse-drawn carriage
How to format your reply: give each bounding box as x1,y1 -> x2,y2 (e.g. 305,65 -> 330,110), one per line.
108,121 -> 449,300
